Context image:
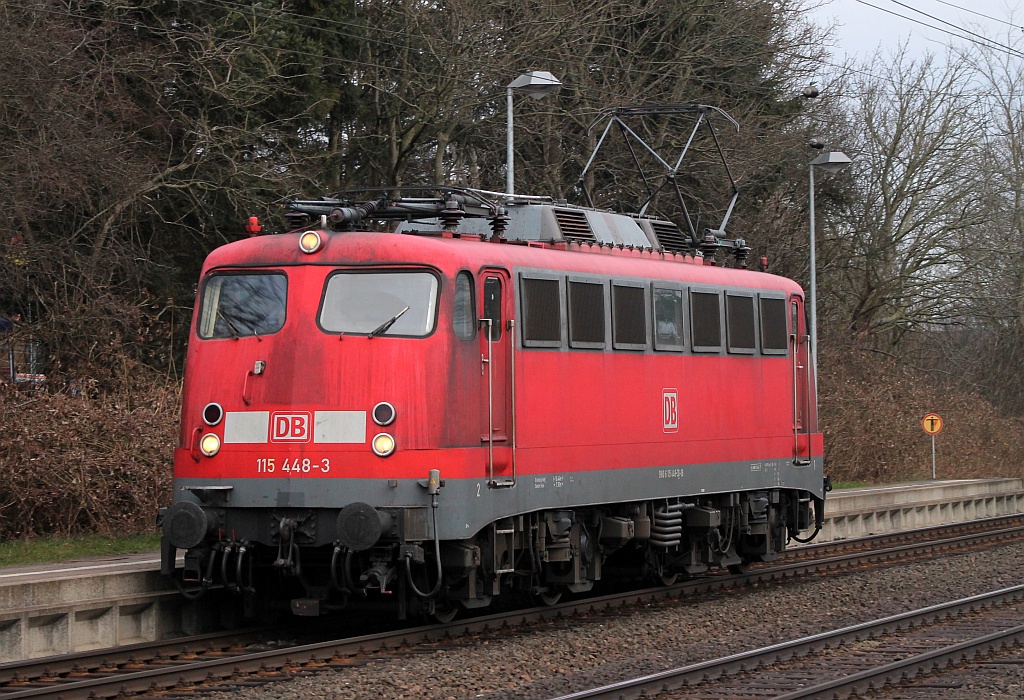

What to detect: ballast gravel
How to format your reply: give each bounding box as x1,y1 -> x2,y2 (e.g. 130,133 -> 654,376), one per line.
202,540 -> 1024,700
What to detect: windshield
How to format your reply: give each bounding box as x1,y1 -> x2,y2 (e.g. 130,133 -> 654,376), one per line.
320,271 -> 438,336
197,273 -> 287,339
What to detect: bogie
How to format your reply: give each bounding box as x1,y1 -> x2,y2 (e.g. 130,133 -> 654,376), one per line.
163,489 -> 817,619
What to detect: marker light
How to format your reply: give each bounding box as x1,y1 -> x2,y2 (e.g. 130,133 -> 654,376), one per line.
299,230 -> 323,254
245,216 -> 262,236
372,401 -> 396,426
200,433 -> 221,457
203,402 -> 223,426
371,433 -> 396,457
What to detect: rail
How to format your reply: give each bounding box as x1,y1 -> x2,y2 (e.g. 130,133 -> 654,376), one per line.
4,515 -> 1023,699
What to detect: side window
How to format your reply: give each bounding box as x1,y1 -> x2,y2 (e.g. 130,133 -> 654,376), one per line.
726,293 -> 756,354
521,275 -> 561,347
652,285 -> 685,351
612,282 -> 647,349
453,272 -> 475,340
568,279 -> 606,348
760,296 -> 788,354
690,289 -> 722,352
482,277 -> 502,341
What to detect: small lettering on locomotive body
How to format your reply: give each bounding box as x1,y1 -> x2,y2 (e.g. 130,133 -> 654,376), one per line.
658,468 -> 685,479
256,457 -> 330,474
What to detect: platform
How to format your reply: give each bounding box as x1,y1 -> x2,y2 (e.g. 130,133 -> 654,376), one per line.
0,552 -> 210,663
818,478 -> 1024,541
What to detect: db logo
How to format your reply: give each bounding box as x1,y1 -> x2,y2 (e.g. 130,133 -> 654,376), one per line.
271,412 -> 311,442
663,389 -> 678,433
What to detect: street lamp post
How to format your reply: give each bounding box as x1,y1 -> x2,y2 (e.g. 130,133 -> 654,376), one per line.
506,71 -> 562,197
807,148 -> 851,384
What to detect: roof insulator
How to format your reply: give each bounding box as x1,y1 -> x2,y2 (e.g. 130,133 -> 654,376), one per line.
439,199 -> 464,230
489,207 -> 510,239
733,239 -> 751,269
699,232 -> 720,266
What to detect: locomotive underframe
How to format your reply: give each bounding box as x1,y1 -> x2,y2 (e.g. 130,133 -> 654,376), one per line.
161,486 -> 819,619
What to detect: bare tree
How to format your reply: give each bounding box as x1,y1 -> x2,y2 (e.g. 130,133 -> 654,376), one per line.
923,34 -> 1024,413
0,0 -> 322,386
823,48 -> 988,351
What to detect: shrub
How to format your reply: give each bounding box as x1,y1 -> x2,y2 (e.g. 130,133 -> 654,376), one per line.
0,375 -> 176,540
819,348 -> 1024,484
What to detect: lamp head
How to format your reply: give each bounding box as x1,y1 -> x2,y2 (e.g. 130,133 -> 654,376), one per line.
810,150 -> 852,174
508,70 -> 562,100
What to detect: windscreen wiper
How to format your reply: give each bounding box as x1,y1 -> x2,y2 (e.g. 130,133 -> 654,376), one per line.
367,306 -> 410,338
217,309 -> 242,339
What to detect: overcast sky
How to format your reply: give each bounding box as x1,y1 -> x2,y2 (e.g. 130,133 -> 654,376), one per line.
809,0 -> 1024,61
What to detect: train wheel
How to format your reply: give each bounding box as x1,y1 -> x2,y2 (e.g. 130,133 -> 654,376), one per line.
536,588 -> 563,606
728,562 -> 751,575
430,601 -> 459,624
658,571 -> 679,586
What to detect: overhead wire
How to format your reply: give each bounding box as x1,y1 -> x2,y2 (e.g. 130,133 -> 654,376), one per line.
926,0 -> 1024,31
887,0 -> 1024,58
853,0 -> 1024,60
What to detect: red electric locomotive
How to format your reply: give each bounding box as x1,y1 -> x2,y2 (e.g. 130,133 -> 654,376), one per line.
159,106 -> 827,619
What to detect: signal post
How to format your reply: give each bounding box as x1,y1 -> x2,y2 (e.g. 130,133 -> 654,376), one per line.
922,413 -> 943,480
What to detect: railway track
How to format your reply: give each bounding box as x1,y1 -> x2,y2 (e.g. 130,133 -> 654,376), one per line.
551,584 -> 1024,700
3,514 -> 1024,699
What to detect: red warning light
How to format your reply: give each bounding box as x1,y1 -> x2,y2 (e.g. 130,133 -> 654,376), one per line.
245,216 -> 262,237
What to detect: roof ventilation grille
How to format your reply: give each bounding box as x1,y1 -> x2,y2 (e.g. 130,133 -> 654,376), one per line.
651,220 -> 690,254
554,208 -> 595,242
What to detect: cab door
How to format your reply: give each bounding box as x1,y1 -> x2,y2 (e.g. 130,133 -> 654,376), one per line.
479,269 -> 515,486
791,295 -> 813,464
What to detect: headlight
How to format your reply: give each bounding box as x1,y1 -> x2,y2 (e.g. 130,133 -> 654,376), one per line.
199,433 -> 221,457
371,433 -> 396,457
372,401 -> 396,426
299,230 -> 323,254
202,402 -> 223,426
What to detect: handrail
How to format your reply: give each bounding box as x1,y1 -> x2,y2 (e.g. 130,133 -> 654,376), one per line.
791,331 -> 800,460
506,319 -> 517,487
480,318 -> 494,483
793,330 -> 811,466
